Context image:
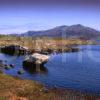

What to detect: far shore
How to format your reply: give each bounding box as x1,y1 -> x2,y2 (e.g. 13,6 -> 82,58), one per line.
0,36 -> 96,55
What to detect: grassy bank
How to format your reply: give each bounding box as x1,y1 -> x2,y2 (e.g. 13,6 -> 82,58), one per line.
0,36 -> 94,54
0,73 -> 99,100
0,36 -> 94,49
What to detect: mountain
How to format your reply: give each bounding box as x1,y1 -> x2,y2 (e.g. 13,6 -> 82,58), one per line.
15,24 -> 100,39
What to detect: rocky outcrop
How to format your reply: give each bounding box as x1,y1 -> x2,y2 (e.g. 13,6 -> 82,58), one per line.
0,45 -> 30,55
23,53 -> 50,69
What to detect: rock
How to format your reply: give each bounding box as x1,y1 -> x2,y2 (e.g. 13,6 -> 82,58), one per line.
17,69 -> 25,75
1,45 -> 30,55
5,66 -> 12,70
4,64 -> 7,67
23,53 -> 50,67
9,64 -> 15,68
0,60 -> 3,63
71,48 -> 80,52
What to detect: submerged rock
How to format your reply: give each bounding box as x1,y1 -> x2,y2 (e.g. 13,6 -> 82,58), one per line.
9,64 -> 15,68
17,69 -> 25,75
5,66 -> 12,70
0,60 -> 3,63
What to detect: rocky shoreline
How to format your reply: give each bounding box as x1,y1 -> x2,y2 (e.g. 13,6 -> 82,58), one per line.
0,45 -> 30,55
0,45 -> 100,99
0,59 -> 100,99
0,45 -> 80,55
0,45 -> 80,74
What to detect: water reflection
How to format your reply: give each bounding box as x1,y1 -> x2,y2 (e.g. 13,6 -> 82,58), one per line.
23,65 -> 48,74
1,45 -> 100,94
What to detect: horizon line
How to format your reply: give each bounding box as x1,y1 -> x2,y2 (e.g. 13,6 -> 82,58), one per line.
0,24 -> 100,34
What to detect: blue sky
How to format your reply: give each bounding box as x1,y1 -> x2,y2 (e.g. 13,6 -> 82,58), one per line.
0,6 -> 100,34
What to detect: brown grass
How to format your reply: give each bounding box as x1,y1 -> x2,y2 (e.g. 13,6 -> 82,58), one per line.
0,36 -> 94,51
0,73 -> 99,100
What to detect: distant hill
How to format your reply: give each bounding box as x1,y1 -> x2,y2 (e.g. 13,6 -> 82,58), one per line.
12,24 -> 100,39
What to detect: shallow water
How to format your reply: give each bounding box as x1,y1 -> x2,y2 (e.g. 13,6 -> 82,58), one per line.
1,45 -> 100,94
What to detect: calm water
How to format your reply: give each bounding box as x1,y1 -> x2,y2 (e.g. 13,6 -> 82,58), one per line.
0,45 -> 100,94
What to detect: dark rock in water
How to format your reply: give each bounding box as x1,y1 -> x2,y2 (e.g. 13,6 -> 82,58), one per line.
23,53 -> 50,68
40,49 -> 53,55
9,64 -> 15,68
1,45 -> 30,55
23,60 -> 45,68
5,66 -> 12,70
17,69 -> 25,75
23,53 -> 49,74
23,60 -> 47,74
23,63 -> 48,74
56,47 -> 80,53
40,51 -> 49,55
70,48 -> 80,52
0,60 -> 3,63
4,64 -> 7,67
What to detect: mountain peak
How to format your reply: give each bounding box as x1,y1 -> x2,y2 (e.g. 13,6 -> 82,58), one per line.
15,24 -> 100,39
54,25 -> 68,29
70,24 -> 85,28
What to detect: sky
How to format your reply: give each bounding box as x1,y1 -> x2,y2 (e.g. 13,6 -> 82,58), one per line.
0,0 -> 100,34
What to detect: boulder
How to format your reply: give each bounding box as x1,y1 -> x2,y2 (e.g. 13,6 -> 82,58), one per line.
1,45 -> 30,55
23,53 -> 50,67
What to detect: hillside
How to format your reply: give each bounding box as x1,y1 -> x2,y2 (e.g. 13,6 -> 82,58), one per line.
17,24 -> 100,39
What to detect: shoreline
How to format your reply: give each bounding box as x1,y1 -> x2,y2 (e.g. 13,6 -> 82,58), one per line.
0,37 -> 99,99
0,62 -> 100,99
0,73 -> 99,100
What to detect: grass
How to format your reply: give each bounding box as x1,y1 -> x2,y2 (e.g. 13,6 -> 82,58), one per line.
0,73 -> 43,100
0,36 -> 94,52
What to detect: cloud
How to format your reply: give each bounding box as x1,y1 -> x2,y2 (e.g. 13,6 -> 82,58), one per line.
0,23 -> 39,30
0,23 -> 52,33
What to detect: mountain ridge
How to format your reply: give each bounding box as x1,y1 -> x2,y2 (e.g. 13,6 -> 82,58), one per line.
11,24 -> 100,39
